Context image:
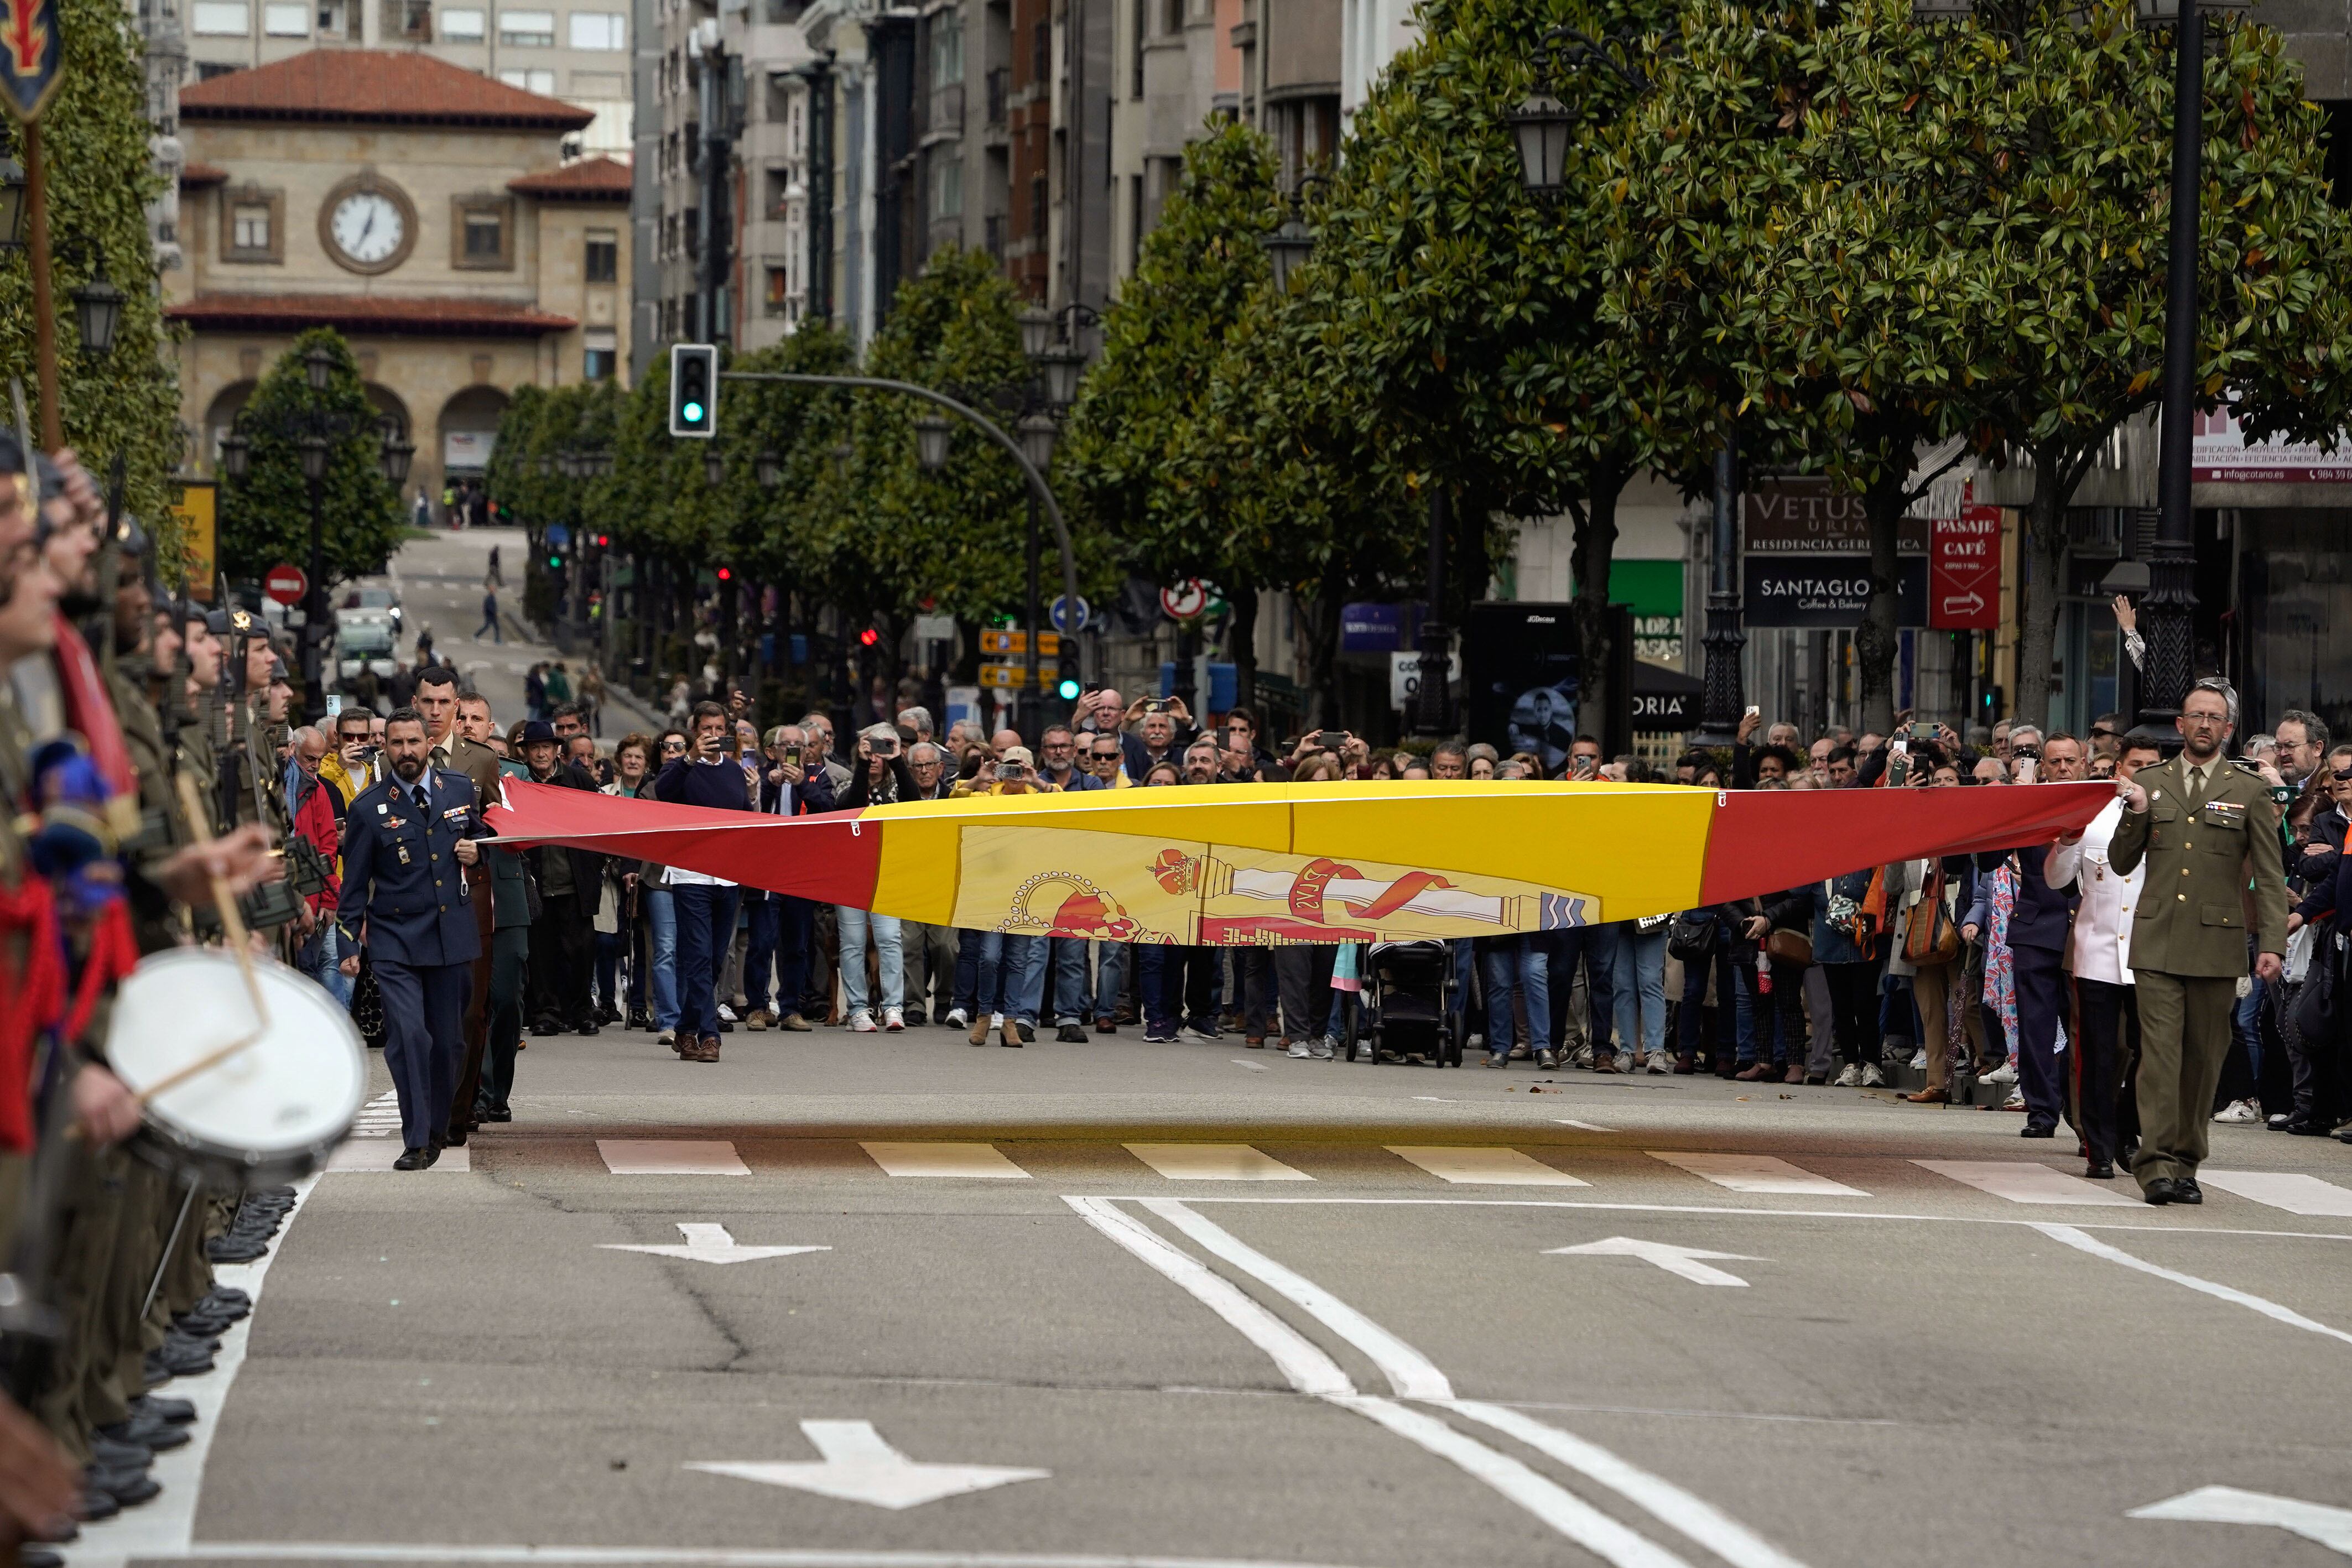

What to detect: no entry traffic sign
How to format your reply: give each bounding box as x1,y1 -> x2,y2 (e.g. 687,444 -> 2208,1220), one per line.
264,564 -> 309,606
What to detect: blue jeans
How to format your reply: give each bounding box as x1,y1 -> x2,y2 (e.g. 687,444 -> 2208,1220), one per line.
642,887 -> 679,1032
1481,936 -> 1550,1058
595,929 -> 625,1015
838,908 -> 903,1015
1050,937 -> 1092,1024
1540,923 -> 1618,1053
1092,941 -> 1128,1021
744,894 -> 780,1014
672,883 -> 739,1041
302,921 -> 351,1007
1612,925 -> 1669,1056
960,930 -> 1029,1019
1006,934 -> 1047,1026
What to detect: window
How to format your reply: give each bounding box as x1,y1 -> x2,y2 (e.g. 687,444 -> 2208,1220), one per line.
584,228 -> 617,282
262,2 -> 306,32
1028,173 -> 1046,243
584,330 -> 617,379
764,265 -> 788,316
1162,0 -> 1180,33
1131,0 -> 1143,94
929,155 -> 962,221
221,186 -> 283,263
929,9 -> 963,86
569,10 -> 623,47
190,0 -> 248,31
316,0 -> 347,33
397,0 -> 430,37
497,7 -> 553,44
450,195 -> 515,268
439,6 -> 482,34
1031,18 -> 1048,81
498,67 -> 555,92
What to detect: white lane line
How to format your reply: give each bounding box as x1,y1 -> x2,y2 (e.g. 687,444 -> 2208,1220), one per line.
2130,1486 -> 2352,1555
1068,1200 -> 1694,1568
329,1140 -> 472,1173
2033,1223 -> 2352,1347
1123,1144 -> 1312,1181
1649,1152 -> 1867,1196
2197,1170 -> 2352,1217
597,1139 -> 750,1176
1230,1059 -> 1271,1073
1914,1160 -> 2136,1207
1141,1199 -> 1453,1398
1554,1119 -> 1616,1133
1437,1400 -> 1813,1568
859,1142 -> 1031,1179
1138,1200 -> 1810,1568
158,1548 -> 1386,1568
1063,1198 -> 1350,1397
67,1176 -> 321,1566
1385,1147 -> 1589,1187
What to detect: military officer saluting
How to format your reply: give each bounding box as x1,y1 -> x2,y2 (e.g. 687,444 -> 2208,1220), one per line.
2106,676 -> 2289,1205
337,706 -> 487,1169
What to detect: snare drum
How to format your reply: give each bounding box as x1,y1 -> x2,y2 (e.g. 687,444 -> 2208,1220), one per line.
103,947 -> 367,1191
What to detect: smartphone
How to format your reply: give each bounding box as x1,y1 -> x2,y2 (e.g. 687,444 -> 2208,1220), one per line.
325,694 -> 342,719
997,761 -> 1028,781
1744,705 -> 1761,721
870,736 -> 899,757
783,745 -> 803,770
2016,755 -> 2039,784
1906,721 -> 1935,742
1142,698 -> 1169,715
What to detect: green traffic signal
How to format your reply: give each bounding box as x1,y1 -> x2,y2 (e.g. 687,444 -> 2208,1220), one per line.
548,554 -> 562,569
1057,677 -> 1081,701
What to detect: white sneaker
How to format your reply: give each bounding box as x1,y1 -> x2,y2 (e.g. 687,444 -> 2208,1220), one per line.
883,1007 -> 904,1032
944,1008 -> 970,1030
2003,1087 -> 2026,1110
1908,1049 -> 1928,1070
1643,1053 -> 1668,1075
2211,1097 -> 2260,1124
1570,1044 -> 1595,1069
718,1003 -> 740,1023
1833,1063 -> 1862,1088
1286,1039 -> 1312,1058
1312,1034 -> 1336,1060
1981,1061 -> 2019,1085
848,1008 -> 876,1033
1860,1063 -> 1886,1087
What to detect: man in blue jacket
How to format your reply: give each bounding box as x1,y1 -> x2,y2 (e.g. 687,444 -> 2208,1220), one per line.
338,708 -> 488,1168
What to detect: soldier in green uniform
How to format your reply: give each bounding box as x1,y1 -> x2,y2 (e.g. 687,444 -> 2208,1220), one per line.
2106,676 -> 2290,1205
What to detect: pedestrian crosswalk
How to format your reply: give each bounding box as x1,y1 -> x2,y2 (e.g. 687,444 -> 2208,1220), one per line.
380,1137 -> 2352,1220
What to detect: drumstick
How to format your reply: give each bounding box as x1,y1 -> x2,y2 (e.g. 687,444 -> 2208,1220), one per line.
140,775 -> 274,1105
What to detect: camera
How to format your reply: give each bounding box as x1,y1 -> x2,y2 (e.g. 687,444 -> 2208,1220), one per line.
2012,743 -> 2042,760
997,760 -> 1028,781
869,734 -> 899,757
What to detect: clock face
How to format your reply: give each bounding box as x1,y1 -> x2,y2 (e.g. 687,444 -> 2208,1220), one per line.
330,191 -> 404,266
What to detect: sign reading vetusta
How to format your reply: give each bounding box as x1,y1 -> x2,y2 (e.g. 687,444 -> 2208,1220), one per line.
1742,478 -> 1930,555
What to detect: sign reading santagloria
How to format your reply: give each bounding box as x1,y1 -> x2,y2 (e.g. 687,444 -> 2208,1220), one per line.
1745,556 -> 1929,628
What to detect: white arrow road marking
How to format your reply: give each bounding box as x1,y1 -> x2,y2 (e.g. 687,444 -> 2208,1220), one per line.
599,1223 -> 831,1265
2032,1224 -> 2352,1346
687,1421 -> 1049,1510
1547,1237 -> 1762,1287
2130,1486 -> 2352,1555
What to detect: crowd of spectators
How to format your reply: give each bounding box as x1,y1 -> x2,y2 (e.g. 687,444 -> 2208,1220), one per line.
488,679 -> 2343,1154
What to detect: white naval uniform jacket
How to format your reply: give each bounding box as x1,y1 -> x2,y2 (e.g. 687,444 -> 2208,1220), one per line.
2046,796 -> 2141,983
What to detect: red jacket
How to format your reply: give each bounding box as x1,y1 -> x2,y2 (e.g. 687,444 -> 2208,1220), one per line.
290,769 -> 343,915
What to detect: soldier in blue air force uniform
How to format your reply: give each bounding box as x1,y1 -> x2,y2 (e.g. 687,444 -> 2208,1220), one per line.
337,706 -> 487,1168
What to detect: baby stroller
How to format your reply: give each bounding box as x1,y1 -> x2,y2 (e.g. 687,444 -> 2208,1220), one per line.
1344,939 -> 1461,1067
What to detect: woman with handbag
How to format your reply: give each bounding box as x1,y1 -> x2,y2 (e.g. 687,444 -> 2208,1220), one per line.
1813,866 -> 1884,1086
1736,886 -> 1814,1082
1670,904 -> 1743,1075
1888,852 -> 1979,1103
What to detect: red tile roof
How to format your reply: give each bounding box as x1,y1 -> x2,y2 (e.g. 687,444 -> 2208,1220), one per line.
179,160 -> 230,188
179,51 -> 595,130
167,294 -> 578,337
508,155 -> 632,202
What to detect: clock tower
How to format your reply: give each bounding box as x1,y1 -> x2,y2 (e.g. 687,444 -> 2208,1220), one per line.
166,51 -> 631,509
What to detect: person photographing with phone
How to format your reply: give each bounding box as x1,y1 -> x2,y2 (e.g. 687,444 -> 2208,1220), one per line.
836,724 -> 917,1032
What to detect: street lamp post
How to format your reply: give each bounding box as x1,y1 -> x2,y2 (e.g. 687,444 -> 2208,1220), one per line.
1693,439 -> 1746,747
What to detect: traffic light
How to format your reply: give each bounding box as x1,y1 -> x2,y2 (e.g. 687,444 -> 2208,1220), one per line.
716,566 -> 732,582
858,626 -> 880,648
1056,676 -> 1081,702
669,343 -> 718,438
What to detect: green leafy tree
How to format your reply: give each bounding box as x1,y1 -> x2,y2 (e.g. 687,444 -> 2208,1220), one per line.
1061,121 -> 1288,700
0,0 -> 183,560
1275,0 -> 1711,739
215,330 -> 403,584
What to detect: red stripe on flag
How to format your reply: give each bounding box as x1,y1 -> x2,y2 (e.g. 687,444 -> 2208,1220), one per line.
1695,780 -> 2112,907
486,778 -> 884,908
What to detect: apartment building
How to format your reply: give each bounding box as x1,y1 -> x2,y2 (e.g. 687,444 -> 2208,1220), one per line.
169,0 -> 636,154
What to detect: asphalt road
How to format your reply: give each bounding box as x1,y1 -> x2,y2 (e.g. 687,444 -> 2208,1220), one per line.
71,532 -> 2352,1568
369,524 -> 660,736
63,1012 -> 2352,1568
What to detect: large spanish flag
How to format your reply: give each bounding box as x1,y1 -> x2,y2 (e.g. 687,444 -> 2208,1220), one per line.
487,779 -> 2110,945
